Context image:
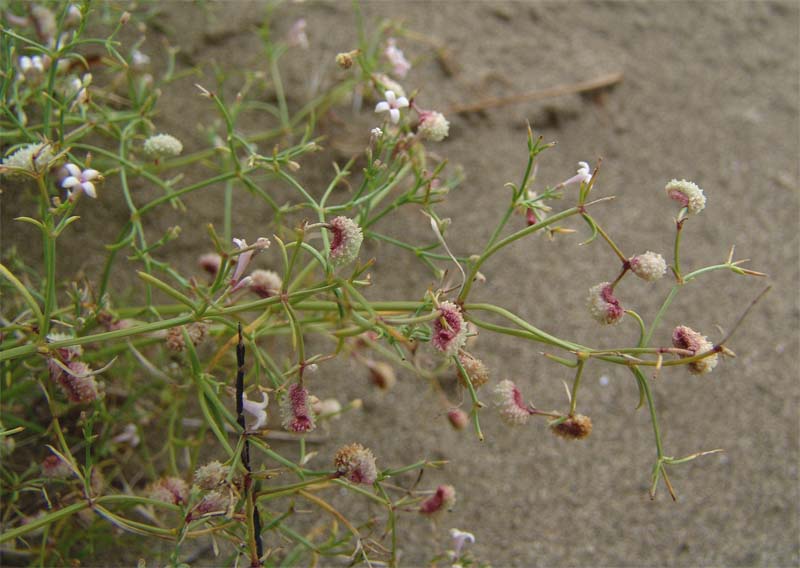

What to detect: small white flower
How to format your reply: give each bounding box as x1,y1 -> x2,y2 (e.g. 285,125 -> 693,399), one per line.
131,48 -> 151,70
384,38 -> 411,78
242,391 -> 269,431
557,161 -> 593,188
375,90 -> 409,124
64,4 -> 82,28
449,528 -> 475,561
370,127 -> 383,141
19,55 -> 45,81
62,162 -> 102,199
69,73 -> 91,110
111,423 -> 140,447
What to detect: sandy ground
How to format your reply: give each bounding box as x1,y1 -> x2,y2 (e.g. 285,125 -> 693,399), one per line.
3,1 -> 799,566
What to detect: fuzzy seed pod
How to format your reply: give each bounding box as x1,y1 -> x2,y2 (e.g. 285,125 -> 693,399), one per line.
419,484 -> 456,515
147,477 -> 189,505
672,325 -> 718,375
417,111 -> 450,142
493,379 -> 532,426
334,443 -> 378,485
327,216 -> 364,267
2,143 -> 57,177
166,322 -> 208,352
551,414 -> 593,440
587,282 -> 624,325
51,360 -> 100,403
198,253 -> 222,276
457,352 -> 489,389
665,179 -> 706,214
280,383 -> 316,433
193,461 -> 230,490
629,251 -> 667,282
432,301 -> 468,357
144,133 -> 183,158
366,360 -> 396,390
41,455 -> 72,479
249,269 -> 282,298
188,490 -> 233,520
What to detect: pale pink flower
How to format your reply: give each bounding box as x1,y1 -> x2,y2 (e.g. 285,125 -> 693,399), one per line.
287,18 -> 309,49
557,161 -> 593,188
384,38 -> 411,78
242,391 -> 269,432
375,90 -> 409,124
450,528 -> 476,561
230,237 -> 270,286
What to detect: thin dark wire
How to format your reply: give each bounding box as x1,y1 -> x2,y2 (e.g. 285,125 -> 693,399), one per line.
236,323 -> 263,562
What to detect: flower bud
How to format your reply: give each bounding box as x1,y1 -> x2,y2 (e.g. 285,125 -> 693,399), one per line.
419,484 -> 456,515
447,408 -> 469,430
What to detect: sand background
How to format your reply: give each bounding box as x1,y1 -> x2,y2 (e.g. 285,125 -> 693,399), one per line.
2,1 -> 799,566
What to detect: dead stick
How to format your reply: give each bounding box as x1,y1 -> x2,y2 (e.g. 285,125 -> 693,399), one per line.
236,324 -> 263,564
447,71 -> 624,115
